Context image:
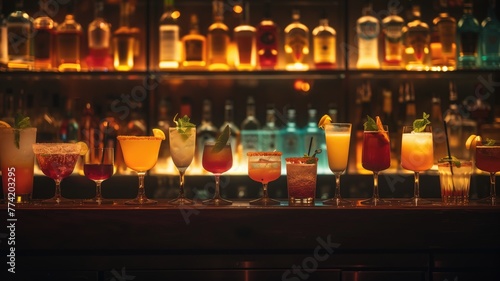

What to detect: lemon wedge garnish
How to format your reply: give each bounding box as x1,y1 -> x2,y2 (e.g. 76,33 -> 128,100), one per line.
0,121 -> 11,128
318,114 -> 332,130
77,141 -> 89,156
152,128 -> 166,140
465,134 -> 482,150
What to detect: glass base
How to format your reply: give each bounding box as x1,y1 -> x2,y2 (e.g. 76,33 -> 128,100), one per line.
289,197 -> 315,206
202,197 -> 232,206
323,197 -> 353,207
402,197 -> 434,206
169,197 -> 195,205
41,196 -> 75,205
82,198 -> 114,205
249,197 -> 280,206
476,195 -> 498,206
360,197 -> 392,206
125,198 -> 157,205
6,193 -> 32,204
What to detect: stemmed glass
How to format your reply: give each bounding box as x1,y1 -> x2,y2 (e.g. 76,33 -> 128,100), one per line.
168,127 -> 196,205
202,142 -> 233,205
32,143 -> 81,204
247,151 -> 282,205
475,143 -> 500,205
361,125 -> 391,206
323,123 -> 352,206
401,126 -> 434,205
83,147 -> 114,205
117,136 -> 162,205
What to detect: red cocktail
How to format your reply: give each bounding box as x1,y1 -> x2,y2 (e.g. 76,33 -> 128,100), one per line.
83,147 -> 114,205
475,145 -> 500,205
202,143 -> 233,205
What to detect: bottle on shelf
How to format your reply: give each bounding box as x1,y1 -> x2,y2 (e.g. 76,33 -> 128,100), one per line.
207,0 -> 230,71
284,9 -> 309,71
32,0 -> 55,70
256,1 -> 279,70
479,0 -> 500,69
351,81 -> 372,174
429,95 -> 447,164
381,89 -> 399,172
181,14 -> 206,69
403,0 -> 431,71
0,0 -> 7,69
457,0 -> 480,69
302,106 -> 326,173
220,99 -> 241,172
403,82 -> 417,126
443,81 -> 463,159
56,0 -> 82,72
33,91 -> 58,142
86,0 -> 112,71
240,96 -> 261,168
260,104 -> 280,152
356,0 -> 380,69
233,1 -> 257,71
113,0 -> 136,71
158,0 -> 180,70
59,98 -> 79,143
281,107 -> 303,165
154,96 -> 173,174
381,3 -> 404,70
431,0 -> 456,71
312,11 -> 337,70
196,98 -> 218,173
6,0 -> 34,70
80,102 -> 98,149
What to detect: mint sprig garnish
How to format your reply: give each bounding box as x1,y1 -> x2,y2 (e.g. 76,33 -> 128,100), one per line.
412,112 -> 431,132
14,114 -> 31,149
485,138 -> 496,146
439,156 -> 461,168
173,113 -> 196,141
363,115 -> 378,131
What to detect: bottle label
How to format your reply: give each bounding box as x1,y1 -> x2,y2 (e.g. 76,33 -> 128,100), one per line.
358,21 -> 379,40
314,36 -> 336,63
286,29 -> 308,62
159,25 -> 179,61
184,39 -> 204,61
208,30 -> 228,63
459,32 -> 479,55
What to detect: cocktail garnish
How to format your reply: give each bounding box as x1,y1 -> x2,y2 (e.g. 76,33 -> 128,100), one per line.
152,128 -> 166,140
485,138 -> 496,146
213,125 -> 230,153
412,112 -> 430,132
317,114 -> 332,130
364,115 -> 389,142
439,156 -> 461,168
173,113 -> 196,141
13,114 -> 31,149
77,141 -> 89,156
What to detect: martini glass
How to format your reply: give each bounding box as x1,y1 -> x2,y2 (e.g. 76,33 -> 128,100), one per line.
247,151 -> 282,205
168,127 -> 196,205
202,143 -> 233,205
83,147 -> 114,205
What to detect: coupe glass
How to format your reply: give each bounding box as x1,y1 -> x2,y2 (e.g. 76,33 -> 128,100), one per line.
361,125 -> 392,206
323,123 -> 352,206
202,143 -> 233,205
117,136 -> 162,205
401,126 -> 434,205
475,144 -> 500,205
83,147 -> 114,205
32,143 -> 81,204
168,127 -> 196,205
247,151 -> 282,205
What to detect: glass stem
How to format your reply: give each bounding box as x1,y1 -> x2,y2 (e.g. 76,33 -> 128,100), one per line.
137,172 -> 146,200
95,181 -> 103,200
214,174 -> 221,199
490,172 -> 496,199
414,171 -> 420,199
373,171 -> 380,200
178,170 -> 186,199
54,179 -> 62,202
334,173 -> 341,199
262,183 -> 269,199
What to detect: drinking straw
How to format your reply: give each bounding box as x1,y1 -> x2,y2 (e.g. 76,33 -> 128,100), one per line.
308,137 -> 313,156
100,122 -> 110,164
443,121 -> 455,175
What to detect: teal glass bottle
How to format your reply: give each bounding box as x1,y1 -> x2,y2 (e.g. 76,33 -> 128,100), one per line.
480,0 -> 500,69
456,0 -> 481,69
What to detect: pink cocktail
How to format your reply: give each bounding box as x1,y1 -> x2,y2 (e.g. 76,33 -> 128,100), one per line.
475,145 -> 500,205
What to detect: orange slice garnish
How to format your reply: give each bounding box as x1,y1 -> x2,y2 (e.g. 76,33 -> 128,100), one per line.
376,116 -> 390,142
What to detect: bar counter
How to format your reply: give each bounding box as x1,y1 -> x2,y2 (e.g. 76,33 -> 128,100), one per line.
2,198 -> 499,281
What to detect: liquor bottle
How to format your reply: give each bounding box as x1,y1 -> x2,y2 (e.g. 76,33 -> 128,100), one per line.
154,96 -> 172,173
113,0 -> 135,71
381,89 -> 399,171
403,1 -> 431,71
284,9 -> 309,71
0,0 -> 9,69
181,14 -> 206,69
302,107 -> 326,172
480,0 -> 500,69
457,0 -> 480,69
80,102 -> 98,149
234,1 -> 257,71
6,0 -> 34,70
59,98 -> 79,143
381,4 -> 404,69
240,96 -> 261,165
220,100 -> 241,172
158,0 -> 180,69
33,91 -> 58,142
356,0 -> 380,69
33,0 -> 55,71
256,1 -> 279,70
430,95 -> 447,163
56,0 -> 82,72
86,0 -> 112,71
403,82 -> 416,126
281,108 -> 303,171
352,81 -> 372,174
443,81 -> 463,159
431,0 -> 456,70
196,98 -> 218,171
207,0 -> 230,71
260,104 -> 280,152
312,11 -> 336,69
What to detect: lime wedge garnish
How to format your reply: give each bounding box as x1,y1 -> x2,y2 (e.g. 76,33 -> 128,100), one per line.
213,125 -> 230,153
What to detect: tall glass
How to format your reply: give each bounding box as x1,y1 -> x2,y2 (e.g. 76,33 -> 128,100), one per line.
247,151 -> 282,205
32,143 -> 81,204
401,126 -> 434,205
0,128 -> 37,204
361,125 -> 391,206
202,143 -> 233,205
475,144 -> 500,205
323,123 -> 352,206
169,127 -> 196,205
117,136 -> 162,205
83,147 -> 114,205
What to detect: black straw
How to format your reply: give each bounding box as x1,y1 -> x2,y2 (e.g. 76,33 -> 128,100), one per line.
443,121 -> 454,175
100,122 -> 110,164
308,137 -> 313,156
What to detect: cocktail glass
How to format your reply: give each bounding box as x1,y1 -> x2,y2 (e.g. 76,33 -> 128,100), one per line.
286,157 -> 318,205
169,127 -> 196,205
401,126 -> 434,205
438,159 -> 472,205
361,125 -> 391,206
83,147 -> 114,205
32,143 -> 81,204
117,136 -> 162,205
202,143 -> 233,205
0,127 -> 37,204
323,123 -> 352,206
247,151 -> 282,205
475,144 -> 500,205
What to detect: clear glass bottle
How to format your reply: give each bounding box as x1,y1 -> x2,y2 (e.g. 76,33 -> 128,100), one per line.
181,14 -> 206,69
256,1 -> 278,70
284,9 -> 309,71
86,0 -> 112,71
260,105 -> 280,152
234,1 -> 257,71
33,0 -> 55,71
431,0 -> 456,71
480,0 -> 500,69
356,0 -> 380,69
403,1 -> 431,71
281,108 -> 302,168
6,0 -> 34,70
241,96 -> 261,163
56,0 -> 82,72
220,100 -> 241,172
312,11 -> 336,69
113,0 -> 135,71
457,0 -> 480,69
0,0 -> 9,69
159,0 -> 180,69
207,0 -> 229,71
196,98 -> 218,171
443,81 -> 463,159
381,4 -> 404,69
